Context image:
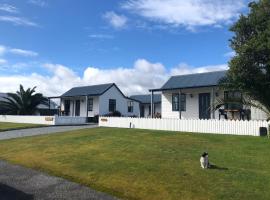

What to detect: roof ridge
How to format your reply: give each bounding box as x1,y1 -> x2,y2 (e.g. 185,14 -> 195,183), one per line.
171,70 -> 227,78
71,83 -> 114,89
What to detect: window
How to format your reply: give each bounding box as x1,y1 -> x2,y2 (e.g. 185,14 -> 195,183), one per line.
148,105 -> 151,116
109,99 -> 116,112
224,91 -> 243,109
172,93 -> 186,111
172,94 -> 179,111
88,98 -> 93,111
128,101 -> 134,113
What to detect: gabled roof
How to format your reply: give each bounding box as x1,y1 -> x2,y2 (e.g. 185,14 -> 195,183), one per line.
151,70 -> 227,91
61,83 -> 115,97
130,94 -> 161,104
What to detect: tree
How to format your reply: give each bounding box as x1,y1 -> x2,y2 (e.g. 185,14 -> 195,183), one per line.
0,85 -> 48,115
220,0 -> 270,119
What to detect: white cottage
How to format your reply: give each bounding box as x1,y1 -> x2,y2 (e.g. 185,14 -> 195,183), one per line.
58,83 -> 140,118
150,71 -> 267,120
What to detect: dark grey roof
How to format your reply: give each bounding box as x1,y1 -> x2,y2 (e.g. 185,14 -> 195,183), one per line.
0,93 -> 7,100
61,83 -> 114,97
130,94 -> 161,104
152,70 -> 227,91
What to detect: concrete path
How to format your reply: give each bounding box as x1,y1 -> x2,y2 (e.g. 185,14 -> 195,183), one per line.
0,125 -> 98,140
0,160 -> 118,200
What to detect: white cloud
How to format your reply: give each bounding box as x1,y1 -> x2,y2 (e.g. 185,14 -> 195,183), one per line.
122,0 -> 245,29
103,11 -> 128,28
0,45 -> 6,56
0,58 -> 7,65
0,4 -> 18,13
0,45 -> 38,57
0,59 -> 227,97
224,51 -> 236,58
88,34 -> 114,39
28,0 -> 47,7
0,16 -> 38,27
9,48 -> 38,57
170,63 -> 228,76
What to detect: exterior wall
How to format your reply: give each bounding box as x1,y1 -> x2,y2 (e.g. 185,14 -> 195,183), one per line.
99,86 -> 140,117
87,96 -> 99,117
251,107 -> 268,120
0,115 -> 87,125
161,87 -> 268,120
60,96 -> 99,117
162,87 -> 220,119
0,115 -> 55,125
141,103 -> 161,117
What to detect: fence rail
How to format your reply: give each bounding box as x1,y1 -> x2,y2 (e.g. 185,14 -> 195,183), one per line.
99,117 -> 269,136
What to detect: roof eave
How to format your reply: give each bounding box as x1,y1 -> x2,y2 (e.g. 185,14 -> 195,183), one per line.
149,84 -> 219,92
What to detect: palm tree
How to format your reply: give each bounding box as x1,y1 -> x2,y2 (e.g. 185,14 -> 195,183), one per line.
0,85 -> 48,115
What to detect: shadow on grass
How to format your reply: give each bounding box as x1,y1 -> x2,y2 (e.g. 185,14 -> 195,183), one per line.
209,164 -> 228,171
0,183 -> 34,200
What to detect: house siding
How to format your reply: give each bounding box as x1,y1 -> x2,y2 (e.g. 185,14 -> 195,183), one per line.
141,103 -> 161,117
162,87 -> 221,119
99,85 -> 140,116
161,87 -> 268,120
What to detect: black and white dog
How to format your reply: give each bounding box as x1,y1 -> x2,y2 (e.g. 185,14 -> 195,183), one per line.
200,152 -> 210,169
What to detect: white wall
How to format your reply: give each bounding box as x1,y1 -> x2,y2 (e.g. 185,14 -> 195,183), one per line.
141,103 -> 161,117
0,115 -> 87,125
99,85 -> 140,116
162,87 -> 220,119
99,117 -> 270,137
0,115 -> 54,125
61,96 -> 99,117
87,96 -> 99,117
251,107 -> 268,120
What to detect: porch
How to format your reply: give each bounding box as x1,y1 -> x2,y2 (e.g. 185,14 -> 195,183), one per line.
49,96 -> 99,118
150,87 -> 250,120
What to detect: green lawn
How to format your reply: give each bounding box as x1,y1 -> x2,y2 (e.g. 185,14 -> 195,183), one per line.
0,127 -> 269,200
0,122 -> 44,132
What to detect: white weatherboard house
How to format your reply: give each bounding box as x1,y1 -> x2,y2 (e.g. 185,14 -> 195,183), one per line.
130,94 -> 161,117
57,83 -> 140,117
150,71 -> 267,120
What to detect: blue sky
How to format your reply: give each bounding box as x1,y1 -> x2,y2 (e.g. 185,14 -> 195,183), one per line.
0,0 -> 250,96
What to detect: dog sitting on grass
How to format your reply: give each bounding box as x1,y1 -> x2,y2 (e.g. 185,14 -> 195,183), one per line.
200,152 -> 210,169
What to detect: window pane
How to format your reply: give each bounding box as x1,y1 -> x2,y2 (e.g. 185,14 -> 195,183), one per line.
172,94 -> 179,111
109,99 -> 116,112
88,98 -> 93,111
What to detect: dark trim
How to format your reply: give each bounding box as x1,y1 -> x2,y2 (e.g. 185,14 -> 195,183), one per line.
149,84 -> 219,92
49,94 -> 100,99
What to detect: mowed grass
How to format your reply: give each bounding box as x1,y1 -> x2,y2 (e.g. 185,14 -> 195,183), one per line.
0,127 -> 269,200
0,122 -> 44,132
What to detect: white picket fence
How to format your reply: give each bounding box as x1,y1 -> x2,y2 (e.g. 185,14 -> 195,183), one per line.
99,117 -> 270,136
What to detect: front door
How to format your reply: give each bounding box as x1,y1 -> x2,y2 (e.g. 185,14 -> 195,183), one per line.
75,100 -> 80,116
140,105 -> 145,117
199,93 -> 211,119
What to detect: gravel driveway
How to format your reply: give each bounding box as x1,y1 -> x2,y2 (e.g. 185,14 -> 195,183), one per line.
0,125 -> 98,140
0,160 -> 118,200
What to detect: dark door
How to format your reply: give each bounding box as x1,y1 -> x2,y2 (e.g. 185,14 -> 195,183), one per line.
140,105 -> 145,117
75,100 -> 80,116
199,93 -> 211,119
